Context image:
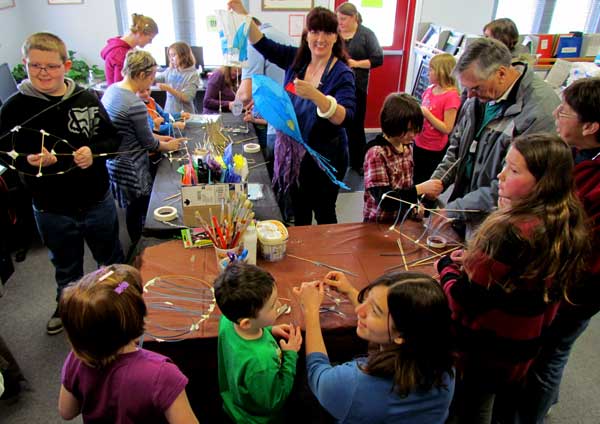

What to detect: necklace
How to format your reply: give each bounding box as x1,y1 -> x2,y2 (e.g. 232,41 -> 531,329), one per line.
304,61 -> 327,87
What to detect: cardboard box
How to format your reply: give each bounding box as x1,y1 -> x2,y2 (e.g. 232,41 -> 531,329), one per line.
181,183 -> 248,227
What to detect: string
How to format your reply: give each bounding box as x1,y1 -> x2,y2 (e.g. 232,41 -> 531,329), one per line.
143,275 -> 216,342
0,126 -> 153,177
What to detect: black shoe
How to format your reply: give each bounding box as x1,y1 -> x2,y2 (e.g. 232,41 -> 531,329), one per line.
15,248 -> 28,263
46,306 -> 63,335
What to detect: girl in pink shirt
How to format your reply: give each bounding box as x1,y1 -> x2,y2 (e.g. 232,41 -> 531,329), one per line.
413,53 -> 461,184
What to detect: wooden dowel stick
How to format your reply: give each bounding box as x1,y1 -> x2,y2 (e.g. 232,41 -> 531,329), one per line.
396,239 -> 409,271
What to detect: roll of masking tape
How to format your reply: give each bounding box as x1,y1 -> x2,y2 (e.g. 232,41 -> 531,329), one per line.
243,143 -> 261,154
153,206 -> 178,222
427,235 -> 447,249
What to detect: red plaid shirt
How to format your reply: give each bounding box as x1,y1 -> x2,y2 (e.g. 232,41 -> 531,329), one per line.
363,138 -> 413,222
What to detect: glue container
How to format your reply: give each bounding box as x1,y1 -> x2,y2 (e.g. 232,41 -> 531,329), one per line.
242,220 -> 257,265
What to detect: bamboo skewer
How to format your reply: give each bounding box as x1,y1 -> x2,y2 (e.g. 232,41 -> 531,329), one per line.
390,228 -> 437,255
396,239 -> 409,271
409,246 -> 460,267
438,157 -> 461,180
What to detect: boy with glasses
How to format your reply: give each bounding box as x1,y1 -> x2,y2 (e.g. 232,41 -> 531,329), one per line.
0,32 -> 124,335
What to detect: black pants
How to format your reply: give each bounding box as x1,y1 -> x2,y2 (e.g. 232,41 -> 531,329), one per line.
126,194 -> 150,244
290,153 -> 346,226
347,87 -> 367,172
412,144 -> 447,184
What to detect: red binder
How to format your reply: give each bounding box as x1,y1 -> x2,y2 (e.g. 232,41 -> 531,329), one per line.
536,34 -> 556,58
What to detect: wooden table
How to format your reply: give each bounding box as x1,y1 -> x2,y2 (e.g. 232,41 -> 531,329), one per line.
138,221 -> 460,423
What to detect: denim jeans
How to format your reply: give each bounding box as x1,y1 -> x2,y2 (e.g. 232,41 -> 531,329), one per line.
33,190 -> 124,300
516,314 -> 591,423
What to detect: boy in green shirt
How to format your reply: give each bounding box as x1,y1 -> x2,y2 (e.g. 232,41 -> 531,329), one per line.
215,263 -> 302,423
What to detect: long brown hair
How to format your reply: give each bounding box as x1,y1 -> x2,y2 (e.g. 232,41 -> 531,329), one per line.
464,133 -> 590,300
60,264 -> 146,368
291,7 -> 348,73
358,272 -> 455,396
169,41 -> 195,69
219,66 -> 240,91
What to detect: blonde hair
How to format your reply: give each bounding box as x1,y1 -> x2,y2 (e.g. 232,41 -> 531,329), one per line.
22,32 -> 68,63
121,50 -> 157,80
169,41 -> 195,69
130,13 -> 158,36
429,53 -> 457,90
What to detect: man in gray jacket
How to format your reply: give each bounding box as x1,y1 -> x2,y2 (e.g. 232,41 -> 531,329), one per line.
425,38 -> 559,237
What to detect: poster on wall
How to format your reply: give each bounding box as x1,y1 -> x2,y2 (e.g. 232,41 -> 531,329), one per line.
289,14 -> 304,37
0,0 -> 15,10
262,0 -> 313,11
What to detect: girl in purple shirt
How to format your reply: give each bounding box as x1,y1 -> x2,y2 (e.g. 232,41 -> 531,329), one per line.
58,264 -> 198,424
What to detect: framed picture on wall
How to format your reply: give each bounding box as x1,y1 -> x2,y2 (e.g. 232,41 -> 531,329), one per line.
262,0 -> 313,11
48,0 -> 83,4
0,0 -> 15,10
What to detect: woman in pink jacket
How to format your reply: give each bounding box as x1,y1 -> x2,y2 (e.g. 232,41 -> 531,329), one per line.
101,13 -> 158,86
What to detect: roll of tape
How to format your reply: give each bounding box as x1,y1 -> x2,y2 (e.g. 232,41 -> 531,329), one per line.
153,206 -> 178,222
243,143 -> 261,154
427,235 -> 447,249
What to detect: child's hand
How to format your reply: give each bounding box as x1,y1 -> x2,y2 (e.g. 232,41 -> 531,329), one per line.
153,116 -> 164,130
242,108 -> 254,123
181,112 -> 191,120
323,271 -> 353,295
450,249 -> 465,265
27,146 -> 57,167
278,324 -> 302,352
292,281 -> 324,314
173,121 -> 186,130
73,146 -> 93,169
157,83 -> 170,92
417,179 -> 444,199
271,323 -> 291,339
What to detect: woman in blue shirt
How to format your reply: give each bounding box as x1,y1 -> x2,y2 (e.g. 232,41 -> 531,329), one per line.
228,1 -> 356,225
294,271 -> 455,424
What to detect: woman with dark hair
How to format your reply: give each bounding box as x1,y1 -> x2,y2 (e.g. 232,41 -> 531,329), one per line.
294,271 -> 455,423
336,2 -> 383,174
228,1 -> 356,225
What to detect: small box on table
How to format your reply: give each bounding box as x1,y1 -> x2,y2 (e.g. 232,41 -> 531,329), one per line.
181,183 -> 248,227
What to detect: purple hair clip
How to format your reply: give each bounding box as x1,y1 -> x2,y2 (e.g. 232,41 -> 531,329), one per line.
114,281 -> 129,294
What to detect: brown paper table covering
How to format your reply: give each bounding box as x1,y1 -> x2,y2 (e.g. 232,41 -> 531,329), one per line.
139,221 -> 460,341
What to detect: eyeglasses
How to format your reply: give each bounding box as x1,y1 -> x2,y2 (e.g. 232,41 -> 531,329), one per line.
26,62 -> 63,74
555,104 -> 579,120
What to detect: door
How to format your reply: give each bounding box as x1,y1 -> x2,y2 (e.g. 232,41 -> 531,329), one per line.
334,0 -> 417,129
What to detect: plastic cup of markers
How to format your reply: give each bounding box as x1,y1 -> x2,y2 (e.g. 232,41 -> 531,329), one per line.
214,244 -> 244,272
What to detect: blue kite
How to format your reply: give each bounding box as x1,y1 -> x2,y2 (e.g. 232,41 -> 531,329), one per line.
251,74 -> 349,191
